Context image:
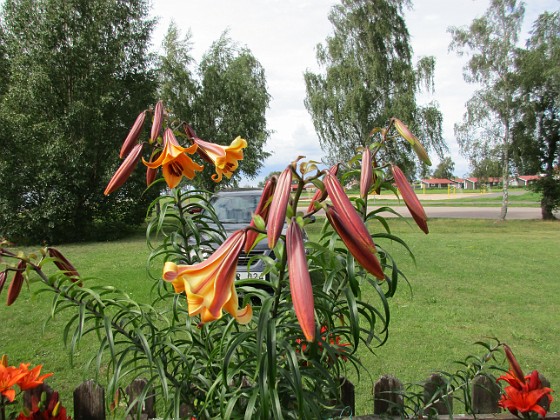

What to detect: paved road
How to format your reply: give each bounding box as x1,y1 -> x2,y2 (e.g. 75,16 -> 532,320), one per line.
383,206 -> 548,220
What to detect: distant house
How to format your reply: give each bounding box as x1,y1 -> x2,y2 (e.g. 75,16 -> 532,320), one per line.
516,175 -> 540,187
420,178 -> 458,189
463,177 -> 502,190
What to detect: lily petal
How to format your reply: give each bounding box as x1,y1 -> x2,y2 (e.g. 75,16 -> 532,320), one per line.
287,219 -> 315,342
267,167 -> 292,249
391,165 -> 429,234
104,143 -> 143,195
162,230 -> 252,324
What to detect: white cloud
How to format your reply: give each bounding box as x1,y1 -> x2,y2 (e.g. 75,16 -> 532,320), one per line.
151,0 -> 560,184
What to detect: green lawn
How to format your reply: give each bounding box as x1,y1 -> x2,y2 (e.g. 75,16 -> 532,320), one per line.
1,218 -> 559,416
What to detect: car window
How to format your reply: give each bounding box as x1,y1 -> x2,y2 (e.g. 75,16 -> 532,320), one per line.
210,194 -> 260,224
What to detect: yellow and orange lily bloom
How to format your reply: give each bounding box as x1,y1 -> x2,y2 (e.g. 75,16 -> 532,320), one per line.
143,128 -> 203,189
287,219 -> 315,342
162,230 -> 252,324
192,136 -> 247,183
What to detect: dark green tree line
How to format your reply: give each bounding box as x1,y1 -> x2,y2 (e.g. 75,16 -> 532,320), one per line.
0,0 -> 158,244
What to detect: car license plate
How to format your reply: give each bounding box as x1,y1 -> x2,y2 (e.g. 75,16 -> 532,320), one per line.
236,271 -> 262,280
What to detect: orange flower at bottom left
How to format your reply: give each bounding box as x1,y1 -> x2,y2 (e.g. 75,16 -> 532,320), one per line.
163,230 -> 252,325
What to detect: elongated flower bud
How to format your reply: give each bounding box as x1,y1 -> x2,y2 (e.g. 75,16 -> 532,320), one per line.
324,172 -> 384,279
287,219 -> 315,342
307,164 -> 338,213
104,143 -> 143,195
503,344 -> 525,383
146,166 -> 157,186
393,118 -> 432,165
245,176 -> 276,253
360,148 -> 373,200
0,270 -> 6,295
391,165 -> 429,234
267,167 -> 292,249
47,247 -> 80,282
7,260 -> 26,306
119,111 -> 146,158
150,100 -> 164,142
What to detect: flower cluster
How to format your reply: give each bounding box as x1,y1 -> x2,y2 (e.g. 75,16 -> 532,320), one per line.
497,344 -> 553,418
0,356 -> 68,420
103,100 -> 247,195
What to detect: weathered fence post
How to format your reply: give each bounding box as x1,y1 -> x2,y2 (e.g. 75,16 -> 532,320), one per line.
472,374 -> 500,414
373,374 -> 403,415
126,378 -> 156,420
73,380 -> 105,420
339,377 -> 355,416
423,373 -> 452,416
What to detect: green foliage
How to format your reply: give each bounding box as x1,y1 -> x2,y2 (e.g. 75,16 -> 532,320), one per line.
0,0 -> 158,244
157,29 -> 271,192
513,11 -> 560,220
432,156 -> 456,179
449,0 -> 525,219
304,0 -> 446,171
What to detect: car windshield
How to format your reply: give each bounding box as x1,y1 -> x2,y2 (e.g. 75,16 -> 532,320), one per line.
210,193 -> 260,224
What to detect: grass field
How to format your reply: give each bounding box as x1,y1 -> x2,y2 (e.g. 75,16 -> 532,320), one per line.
1,218 -> 559,416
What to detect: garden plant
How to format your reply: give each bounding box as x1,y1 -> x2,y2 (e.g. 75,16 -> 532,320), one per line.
0,101 -> 553,419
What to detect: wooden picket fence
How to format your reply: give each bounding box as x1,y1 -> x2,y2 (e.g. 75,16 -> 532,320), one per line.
25,373 -> 557,419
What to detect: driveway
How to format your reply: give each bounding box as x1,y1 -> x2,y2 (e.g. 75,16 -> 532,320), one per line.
383,206 -> 547,220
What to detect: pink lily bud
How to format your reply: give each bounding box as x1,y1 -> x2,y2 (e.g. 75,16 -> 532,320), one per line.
104,143 -> 143,195
267,167 -> 292,249
287,219 -> 315,342
391,165 -> 429,234
150,100 -> 164,142
0,270 -> 6,295
245,176 -> 277,253
7,260 -> 26,306
119,111 -> 146,159
360,148 -> 373,200
146,166 -> 157,187
503,344 -> 525,383
323,172 -> 384,279
47,247 -> 80,282
307,164 -> 339,213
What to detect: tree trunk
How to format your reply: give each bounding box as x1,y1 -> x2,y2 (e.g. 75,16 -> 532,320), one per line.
499,124 -> 510,221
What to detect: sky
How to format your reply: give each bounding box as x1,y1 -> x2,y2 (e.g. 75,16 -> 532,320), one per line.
150,0 -> 560,185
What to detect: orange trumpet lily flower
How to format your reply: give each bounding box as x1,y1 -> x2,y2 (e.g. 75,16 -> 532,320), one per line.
287,219 -> 315,342
143,128 -> 203,189
191,136 -> 247,183
324,172 -> 385,280
162,230 -> 252,324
